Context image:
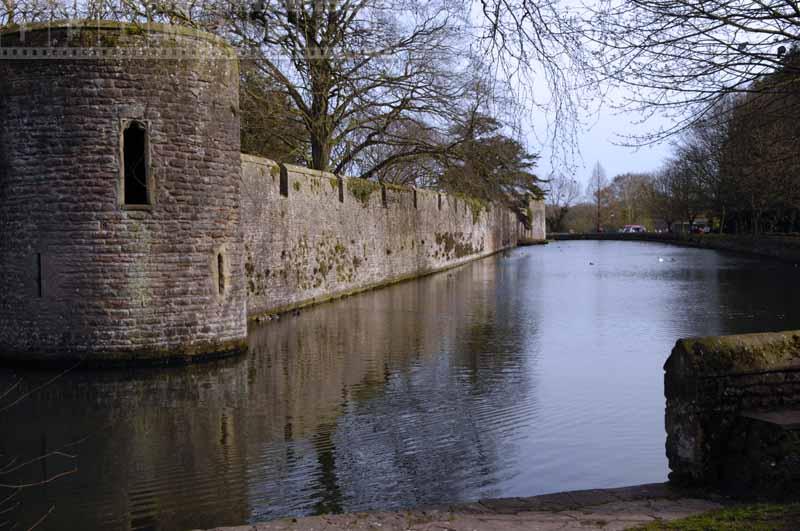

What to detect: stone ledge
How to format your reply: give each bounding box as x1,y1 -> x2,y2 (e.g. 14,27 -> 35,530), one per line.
197,483 -> 729,531
666,330 -> 800,381
0,19 -> 234,49
742,409 -> 800,429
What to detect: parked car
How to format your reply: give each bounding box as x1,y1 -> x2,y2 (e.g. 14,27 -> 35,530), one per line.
622,225 -> 647,233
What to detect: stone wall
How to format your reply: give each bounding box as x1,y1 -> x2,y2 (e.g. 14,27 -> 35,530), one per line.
523,200 -> 546,243
241,154 -> 538,318
665,331 -> 800,496
0,22 -> 247,364
0,21 -> 546,365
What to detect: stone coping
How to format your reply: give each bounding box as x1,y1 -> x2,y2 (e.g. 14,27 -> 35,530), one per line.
241,153 -> 496,207
0,19 -> 234,50
666,330 -> 800,379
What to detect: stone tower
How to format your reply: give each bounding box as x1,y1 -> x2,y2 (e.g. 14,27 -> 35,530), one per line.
0,21 -> 247,364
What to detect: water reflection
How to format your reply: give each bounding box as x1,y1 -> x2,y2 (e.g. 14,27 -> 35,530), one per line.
2,241 -> 800,530
1,255 -> 537,530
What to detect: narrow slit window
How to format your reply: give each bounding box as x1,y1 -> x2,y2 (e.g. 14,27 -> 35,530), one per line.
279,166 -> 289,197
217,253 -> 225,295
381,185 -> 387,208
123,121 -> 149,205
413,189 -> 418,209
36,253 -> 43,298
338,178 -> 344,203
438,194 -> 442,210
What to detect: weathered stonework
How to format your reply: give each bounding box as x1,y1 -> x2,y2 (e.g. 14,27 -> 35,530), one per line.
241,155 -> 540,318
664,331 -> 800,497
521,200 -> 546,244
0,22 -> 247,364
0,22 -> 545,365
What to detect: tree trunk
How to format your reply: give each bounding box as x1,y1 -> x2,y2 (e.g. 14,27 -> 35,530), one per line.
595,199 -> 601,232
3,0 -> 13,24
311,132 -> 330,171
309,65 -> 332,171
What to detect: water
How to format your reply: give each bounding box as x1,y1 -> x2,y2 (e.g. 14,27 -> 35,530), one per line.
2,241 -> 800,530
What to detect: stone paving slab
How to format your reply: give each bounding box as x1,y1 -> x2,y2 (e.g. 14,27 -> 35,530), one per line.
200,483 -> 727,531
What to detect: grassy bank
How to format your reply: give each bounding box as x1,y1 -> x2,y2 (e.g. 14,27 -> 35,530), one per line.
636,503 -> 800,530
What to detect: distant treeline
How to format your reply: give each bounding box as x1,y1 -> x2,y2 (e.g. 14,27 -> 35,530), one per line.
548,50 -> 800,236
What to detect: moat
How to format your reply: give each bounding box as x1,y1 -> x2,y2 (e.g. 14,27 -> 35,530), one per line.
3,241 -> 800,530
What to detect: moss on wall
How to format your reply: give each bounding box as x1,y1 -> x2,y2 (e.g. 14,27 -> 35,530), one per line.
435,232 -> 479,259
347,178 -> 381,206
456,195 -> 489,224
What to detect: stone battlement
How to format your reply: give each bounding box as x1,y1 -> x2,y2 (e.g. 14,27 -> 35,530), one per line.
0,22 -> 545,365
241,154 -> 543,319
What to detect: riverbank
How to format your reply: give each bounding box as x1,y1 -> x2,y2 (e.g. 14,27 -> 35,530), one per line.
200,483 -> 729,530
549,232 -> 800,263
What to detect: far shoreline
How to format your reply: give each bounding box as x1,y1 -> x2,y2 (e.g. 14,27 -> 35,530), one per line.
549,232 -> 800,264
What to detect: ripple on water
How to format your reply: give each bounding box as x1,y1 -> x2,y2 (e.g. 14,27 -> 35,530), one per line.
4,241 -> 800,530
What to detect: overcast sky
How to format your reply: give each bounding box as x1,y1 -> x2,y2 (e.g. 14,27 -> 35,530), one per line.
470,0 -> 677,195
532,104 -> 674,195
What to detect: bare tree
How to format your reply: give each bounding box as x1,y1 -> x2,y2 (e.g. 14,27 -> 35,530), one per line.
239,63 -> 308,164
646,169 -> 680,232
592,0 -> 800,140
677,98 -> 738,233
223,0 -> 469,174
653,154 -> 706,232
608,172 -> 651,227
721,94 -> 800,236
0,0 -> 13,25
470,0 -> 602,163
587,161 -> 608,232
545,173 -> 579,233
2,0 -> 568,206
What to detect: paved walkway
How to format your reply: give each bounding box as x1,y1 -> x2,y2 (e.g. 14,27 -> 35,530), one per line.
202,483 -> 726,531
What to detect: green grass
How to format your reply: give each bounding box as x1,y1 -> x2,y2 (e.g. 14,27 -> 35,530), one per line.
636,504 -> 800,531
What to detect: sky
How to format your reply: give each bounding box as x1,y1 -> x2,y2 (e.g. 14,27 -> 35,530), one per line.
532,104 -> 674,195
465,0 -> 678,195
512,58 -> 677,195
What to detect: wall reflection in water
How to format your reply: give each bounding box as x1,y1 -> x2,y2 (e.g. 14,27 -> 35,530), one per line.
1,252 -> 539,530
4,242 -> 800,531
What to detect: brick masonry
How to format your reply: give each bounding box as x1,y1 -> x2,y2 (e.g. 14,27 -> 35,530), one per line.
0,22 -> 546,364
0,22 -> 247,364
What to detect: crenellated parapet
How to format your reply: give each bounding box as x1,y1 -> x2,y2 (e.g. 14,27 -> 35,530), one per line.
0,22 -> 546,365
240,155 -> 539,318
